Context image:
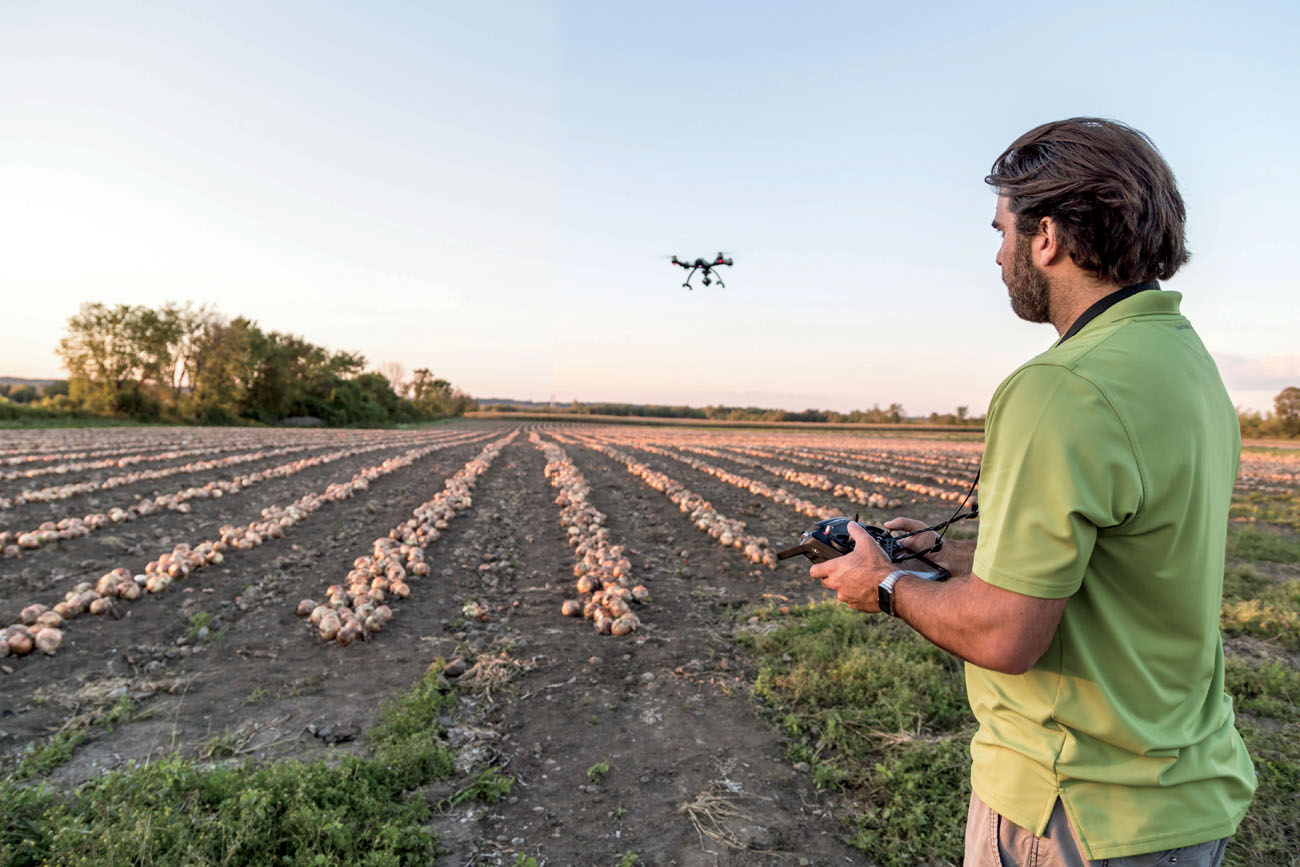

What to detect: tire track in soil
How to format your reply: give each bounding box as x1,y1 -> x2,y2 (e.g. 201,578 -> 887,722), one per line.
423,434 -> 864,866
0,427 -> 502,760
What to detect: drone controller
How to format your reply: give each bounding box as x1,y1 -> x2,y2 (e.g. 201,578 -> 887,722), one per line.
777,516 -> 951,579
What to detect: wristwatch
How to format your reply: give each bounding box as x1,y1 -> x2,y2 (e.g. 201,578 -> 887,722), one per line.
877,569 -> 947,617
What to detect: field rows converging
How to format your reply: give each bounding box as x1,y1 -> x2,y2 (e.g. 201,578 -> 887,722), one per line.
298,430 -> 517,646
1,427 -> 499,658
2,420 -> 1298,866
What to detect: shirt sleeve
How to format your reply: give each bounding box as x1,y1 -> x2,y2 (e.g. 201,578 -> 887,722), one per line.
972,363 -> 1144,599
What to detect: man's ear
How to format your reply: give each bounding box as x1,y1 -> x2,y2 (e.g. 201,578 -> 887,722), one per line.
1036,216 -> 1063,267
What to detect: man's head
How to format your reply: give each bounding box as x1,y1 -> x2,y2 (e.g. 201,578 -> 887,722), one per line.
986,118 -> 1189,291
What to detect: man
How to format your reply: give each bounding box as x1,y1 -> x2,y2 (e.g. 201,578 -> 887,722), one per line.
811,118 -> 1256,865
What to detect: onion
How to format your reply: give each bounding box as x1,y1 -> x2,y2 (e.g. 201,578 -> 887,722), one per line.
296,599 -> 316,617
337,621 -> 362,646
7,628 -> 33,656
35,611 -> 63,628
89,597 -> 116,616
20,604 -> 47,626
561,599 -> 583,617
34,627 -> 62,655
318,614 -> 341,641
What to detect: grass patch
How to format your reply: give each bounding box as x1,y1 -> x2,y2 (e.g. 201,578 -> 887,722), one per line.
1225,526 -> 1300,564
737,600 -> 971,866
1222,651 -> 1300,866
1231,492 -> 1300,531
1221,579 -> 1300,650
0,662 -> 478,866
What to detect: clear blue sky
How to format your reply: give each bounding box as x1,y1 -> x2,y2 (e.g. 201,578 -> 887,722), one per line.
2,1 -> 1297,415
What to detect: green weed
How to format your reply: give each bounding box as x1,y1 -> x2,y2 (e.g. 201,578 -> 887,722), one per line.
187,610 -> 213,640
0,663 -> 460,865
439,768 -> 514,811
1226,526 -> 1300,563
587,758 -> 611,784
1221,581 -> 1300,650
1231,492 -> 1300,531
738,600 -> 970,864
1223,654 -> 1300,866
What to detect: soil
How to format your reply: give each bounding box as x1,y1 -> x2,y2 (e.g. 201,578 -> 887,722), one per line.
0,421 -> 965,866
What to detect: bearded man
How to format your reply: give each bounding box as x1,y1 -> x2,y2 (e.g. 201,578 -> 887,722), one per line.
811,118 -> 1256,865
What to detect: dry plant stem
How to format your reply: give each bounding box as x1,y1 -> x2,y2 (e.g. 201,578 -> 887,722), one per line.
678,781 -> 781,857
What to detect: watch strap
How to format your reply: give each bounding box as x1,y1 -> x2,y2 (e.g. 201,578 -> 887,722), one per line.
878,569 -> 945,617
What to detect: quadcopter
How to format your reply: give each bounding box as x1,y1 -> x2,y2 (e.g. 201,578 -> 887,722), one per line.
670,252 -> 733,289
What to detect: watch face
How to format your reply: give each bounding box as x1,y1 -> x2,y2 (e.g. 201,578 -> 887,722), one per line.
877,582 -> 893,616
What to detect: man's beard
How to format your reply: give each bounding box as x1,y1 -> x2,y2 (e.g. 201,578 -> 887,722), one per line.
1007,234 -> 1052,324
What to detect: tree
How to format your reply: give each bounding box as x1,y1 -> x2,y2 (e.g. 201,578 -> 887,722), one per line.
187,319 -> 252,423
1275,386 -> 1300,436
57,302 -> 150,414
378,361 -> 408,397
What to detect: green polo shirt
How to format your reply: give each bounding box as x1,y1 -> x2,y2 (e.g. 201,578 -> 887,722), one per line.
968,289 -> 1256,860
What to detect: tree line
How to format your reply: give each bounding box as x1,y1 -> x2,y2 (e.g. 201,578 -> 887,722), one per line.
487,400 -> 983,426
3,302 -> 475,426
1239,387 -> 1300,438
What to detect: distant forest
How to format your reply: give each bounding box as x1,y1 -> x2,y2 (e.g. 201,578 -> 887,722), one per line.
482,391 -> 1300,437
0,302 -> 475,426
481,399 -> 983,426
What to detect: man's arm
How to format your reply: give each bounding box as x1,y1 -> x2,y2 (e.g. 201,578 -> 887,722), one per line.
809,522 -> 1067,674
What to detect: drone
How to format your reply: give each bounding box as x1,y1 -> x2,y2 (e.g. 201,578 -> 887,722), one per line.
670,252 -> 733,289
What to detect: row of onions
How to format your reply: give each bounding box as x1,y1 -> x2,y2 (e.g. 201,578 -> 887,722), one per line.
533,432 -> 647,636
720,443 -> 966,501
779,443 -> 977,490
0,437 -> 431,558
0,428 -> 446,503
0,444 -> 313,510
0,427 -> 358,463
557,432 -> 778,569
0,439 -> 302,483
722,443 -> 965,503
297,431 -> 517,646
0,430 -> 496,659
675,443 -> 901,510
603,438 -> 841,523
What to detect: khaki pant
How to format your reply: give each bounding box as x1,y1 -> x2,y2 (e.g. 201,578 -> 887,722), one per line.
963,792 -> 1229,867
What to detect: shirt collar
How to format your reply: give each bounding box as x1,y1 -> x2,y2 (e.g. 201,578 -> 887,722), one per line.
1055,282 -> 1179,346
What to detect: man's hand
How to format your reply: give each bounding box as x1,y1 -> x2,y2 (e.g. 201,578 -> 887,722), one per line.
882,516 -> 937,553
809,522 -> 893,613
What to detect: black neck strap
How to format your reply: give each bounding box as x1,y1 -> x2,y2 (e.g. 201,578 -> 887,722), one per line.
1056,282 -> 1158,345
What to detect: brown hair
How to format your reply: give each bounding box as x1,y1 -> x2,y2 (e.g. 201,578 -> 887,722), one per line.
986,118 -> 1189,285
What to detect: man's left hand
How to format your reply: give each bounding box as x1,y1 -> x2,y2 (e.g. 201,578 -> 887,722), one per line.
809,522 -> 893,613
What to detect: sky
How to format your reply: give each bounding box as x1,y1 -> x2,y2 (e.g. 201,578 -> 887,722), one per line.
1,0 -> 1297,417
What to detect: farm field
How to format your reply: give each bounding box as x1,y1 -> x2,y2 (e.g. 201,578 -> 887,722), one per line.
2,421 -> 1298,866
